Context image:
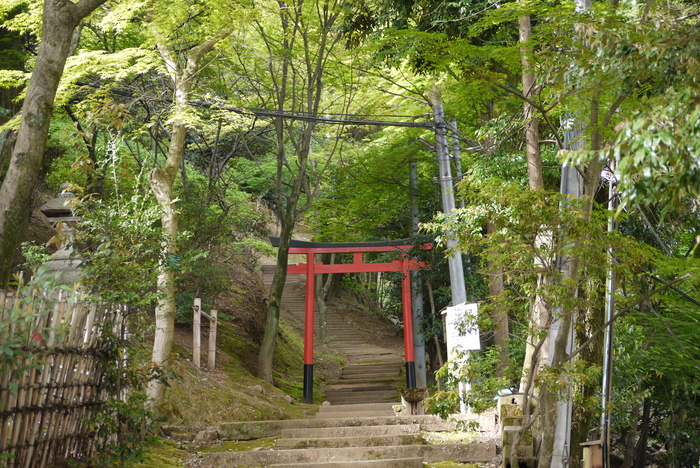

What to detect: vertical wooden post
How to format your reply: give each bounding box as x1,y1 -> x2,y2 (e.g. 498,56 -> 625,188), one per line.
208,310 -> 217,370
193,298 -> 201,368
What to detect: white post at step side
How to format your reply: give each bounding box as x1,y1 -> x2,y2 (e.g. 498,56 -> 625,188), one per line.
194,298 -> 202,368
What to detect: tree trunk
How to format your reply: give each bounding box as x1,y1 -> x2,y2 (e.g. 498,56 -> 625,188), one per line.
486,222 -> 509,373
147,33 -> 230,403
258,218 -> 293,382
146,120 -> 183,403
621,398 -> 642,468
519,13 -> 543,191
0,0 -> 107,287
517,9 -> 548,394
255,0 -> 341,383
632,397 -> 651,468
315,253 -> 334,344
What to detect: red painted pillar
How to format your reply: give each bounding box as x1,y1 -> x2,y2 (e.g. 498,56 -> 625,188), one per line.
401,256 -> 416,388
303,253 -> 315,403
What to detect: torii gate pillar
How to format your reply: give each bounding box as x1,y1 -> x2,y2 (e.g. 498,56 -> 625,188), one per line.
303,253 -> 315,403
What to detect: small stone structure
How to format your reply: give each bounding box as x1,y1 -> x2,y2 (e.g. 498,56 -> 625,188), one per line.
499,392 -> 535,467
39,183 -> 83,284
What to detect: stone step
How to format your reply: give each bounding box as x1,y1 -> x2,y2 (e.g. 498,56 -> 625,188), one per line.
281,423 -> 420,439
326,378 -> 401,387
269,458 -> 423,468
326,381 -> 398,390
269,457 -> 423,468
316,403 -> 397,414
342,363 -> 402,372
322,395 -> 399,405
216,413 -> 497,440
220,413 -> 497,435
276,433 -> 424,449
338,373 -> 401,380
199,442 -> 497,466
315,411 -> 397,419
324,388 -> 399,398
323,397 -> 398,406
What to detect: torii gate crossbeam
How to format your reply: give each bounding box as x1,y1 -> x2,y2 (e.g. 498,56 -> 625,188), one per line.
270,237 -> 432,403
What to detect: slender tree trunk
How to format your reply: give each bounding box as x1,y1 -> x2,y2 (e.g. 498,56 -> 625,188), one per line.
621,397 -> 642,468
519,13 -> 543,191
486,222 -> 509,373
147,119 -> 183,403
255,0 -> 341,383
632,397 -> 651,468
258,217 -> 293,382
517,8 -> 548,391
147,33 -> 230,403
315,253 -> 334,344
0,0 -> 107,287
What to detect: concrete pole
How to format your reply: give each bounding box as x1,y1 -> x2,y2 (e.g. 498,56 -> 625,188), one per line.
449,119 -> 465,210
410,158 -> 428,388
549,1 -> 594,464
548,115 -> 583,467
432,102 -> 467,306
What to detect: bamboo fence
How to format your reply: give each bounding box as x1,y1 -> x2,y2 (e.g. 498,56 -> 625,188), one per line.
0,285 -> 121,468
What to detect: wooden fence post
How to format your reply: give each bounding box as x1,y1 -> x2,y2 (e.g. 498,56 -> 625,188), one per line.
193,298 -> 201,368
208,310 -> 217,370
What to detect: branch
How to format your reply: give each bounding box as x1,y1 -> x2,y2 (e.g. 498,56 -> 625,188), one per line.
649,304 -> 700,370
73,0 -> 109,20
602,92 -> 630,128
462,64 -> 564,148
566,273 -> 695,361
184,29 -> 233,78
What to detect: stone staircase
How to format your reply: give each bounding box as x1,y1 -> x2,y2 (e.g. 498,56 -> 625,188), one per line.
196,405 -> 498,467
207,265 -> 501,467
261,265 -> 405,405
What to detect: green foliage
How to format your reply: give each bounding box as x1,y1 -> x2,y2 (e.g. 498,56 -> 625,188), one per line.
429,346 -> 516,415
86,393 -> 159,468
76,192 -> 164,309
19,241 -> 52,273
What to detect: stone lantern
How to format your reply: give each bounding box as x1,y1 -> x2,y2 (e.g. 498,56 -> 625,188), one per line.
39,183 -> 83,284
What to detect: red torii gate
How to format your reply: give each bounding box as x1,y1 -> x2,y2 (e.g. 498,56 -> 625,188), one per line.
270,237 -> 432,403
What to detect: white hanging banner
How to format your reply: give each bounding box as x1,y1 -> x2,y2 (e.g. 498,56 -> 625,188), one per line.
441,302 -> 480,415
442,302 -> 481,355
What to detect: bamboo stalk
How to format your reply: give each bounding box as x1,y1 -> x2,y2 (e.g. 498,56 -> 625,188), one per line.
41,297 -> 71,468
0,292 -> 15,455
51,301 -> 84,462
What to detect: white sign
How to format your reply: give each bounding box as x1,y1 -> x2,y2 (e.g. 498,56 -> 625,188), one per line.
442,302 -> 481,355
441,303 -> 480,415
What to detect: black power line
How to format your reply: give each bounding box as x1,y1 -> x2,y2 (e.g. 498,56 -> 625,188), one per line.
188,101 -> 435,128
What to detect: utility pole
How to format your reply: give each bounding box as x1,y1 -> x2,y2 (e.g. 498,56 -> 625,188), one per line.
601,163 -> 618,468
431,98 -> 467,306
550,117 -> 583,467
449,119 -> 465,210
410,156 -> 427,388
